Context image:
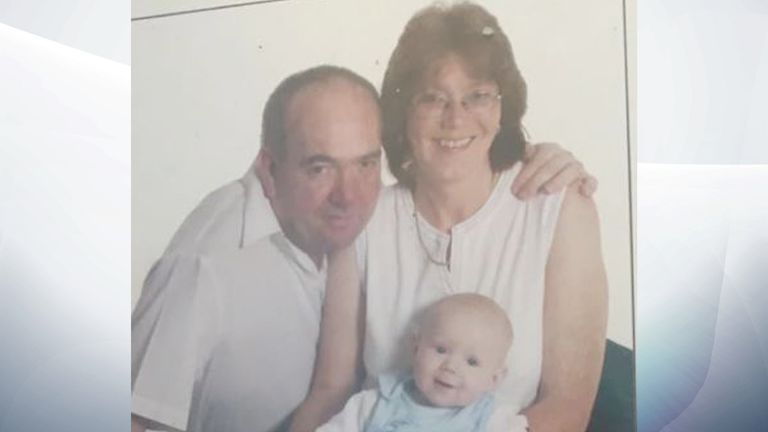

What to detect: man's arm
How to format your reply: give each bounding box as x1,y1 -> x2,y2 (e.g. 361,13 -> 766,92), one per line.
289,246 -> 364,432
522,185 -> 608,431
512,142 -> 597,200
132,255 -> 215,432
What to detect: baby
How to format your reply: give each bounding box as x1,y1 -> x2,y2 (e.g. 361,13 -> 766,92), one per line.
317,293 -> 528,432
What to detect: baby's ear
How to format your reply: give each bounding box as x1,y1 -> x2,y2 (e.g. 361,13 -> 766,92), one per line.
492,366 -> 508,389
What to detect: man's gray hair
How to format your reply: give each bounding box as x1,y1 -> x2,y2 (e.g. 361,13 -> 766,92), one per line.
261,65 -> 381,159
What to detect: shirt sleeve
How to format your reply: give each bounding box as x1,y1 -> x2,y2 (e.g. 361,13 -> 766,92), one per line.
131,253 -> 222,431
163,181 -> 246,256
316,389 -> 379,432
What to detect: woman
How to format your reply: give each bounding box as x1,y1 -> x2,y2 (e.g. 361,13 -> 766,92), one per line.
295,3 -> 608,431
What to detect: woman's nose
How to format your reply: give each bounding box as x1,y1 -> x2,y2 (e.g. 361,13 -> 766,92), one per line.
440,100 -> 467,129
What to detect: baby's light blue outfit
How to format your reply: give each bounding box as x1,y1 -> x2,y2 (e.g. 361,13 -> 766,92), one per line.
363,373 -> 495,432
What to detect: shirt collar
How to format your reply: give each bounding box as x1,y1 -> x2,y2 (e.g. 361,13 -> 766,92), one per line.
241,165 -> 325,275
240,166 -> 280,248
270,232 -> 327,276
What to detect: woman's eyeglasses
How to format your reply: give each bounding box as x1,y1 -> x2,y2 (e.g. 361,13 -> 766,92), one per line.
411,89 -> 501,117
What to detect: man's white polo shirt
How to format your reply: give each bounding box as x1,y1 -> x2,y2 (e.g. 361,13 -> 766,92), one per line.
132,232 -> 326,432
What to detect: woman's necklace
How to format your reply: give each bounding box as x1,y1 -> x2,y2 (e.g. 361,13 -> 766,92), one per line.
412,172 -> 500,269
413,210 -> 450,268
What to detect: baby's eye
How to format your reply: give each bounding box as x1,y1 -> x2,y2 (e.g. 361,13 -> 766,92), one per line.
467,357 -> 479,367
435,345 -> 447,354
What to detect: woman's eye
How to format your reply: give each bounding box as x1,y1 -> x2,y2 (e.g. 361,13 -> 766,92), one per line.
468,90 -> 489,102
467,89 -> 497,106
435,346 -> 447,354
419,93 -> 438,103
467,357 -> 479,367
415,92 -> 446,106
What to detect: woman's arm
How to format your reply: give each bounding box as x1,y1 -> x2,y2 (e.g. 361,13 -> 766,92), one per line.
522,185 -> 609,432
289,245 -> 365,432
316,389 -> 379,432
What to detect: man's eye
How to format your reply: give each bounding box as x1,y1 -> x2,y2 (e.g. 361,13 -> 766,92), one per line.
467,357 -> 479,367
308,165 -> 329,175
435,346 -> 447,354
360,159 -> 379,169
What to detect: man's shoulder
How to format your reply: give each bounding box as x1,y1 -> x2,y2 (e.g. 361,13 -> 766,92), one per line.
203,234 -> 293,278
199,178 -> 249,206
165,179 -> 247,252
134,235 -> 285,317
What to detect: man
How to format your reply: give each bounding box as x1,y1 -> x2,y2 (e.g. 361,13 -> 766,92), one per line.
132,65 -> 382,432
131,65 -> 594,432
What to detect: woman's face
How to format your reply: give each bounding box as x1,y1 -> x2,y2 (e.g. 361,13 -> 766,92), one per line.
406,54 -> 501,185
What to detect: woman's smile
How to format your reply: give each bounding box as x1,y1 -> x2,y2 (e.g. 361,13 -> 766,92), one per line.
435,137 -> 474,150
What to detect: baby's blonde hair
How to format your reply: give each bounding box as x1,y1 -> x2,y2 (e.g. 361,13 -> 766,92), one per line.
418,293 -> 514,351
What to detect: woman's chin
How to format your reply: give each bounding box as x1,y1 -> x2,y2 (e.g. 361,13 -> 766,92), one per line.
419,164 -> 490,187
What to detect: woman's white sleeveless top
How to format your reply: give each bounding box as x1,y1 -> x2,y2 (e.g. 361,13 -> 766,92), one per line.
362,164 -> 565,412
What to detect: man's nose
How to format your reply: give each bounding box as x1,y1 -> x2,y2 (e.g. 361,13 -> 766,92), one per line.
329,168 -> 357,207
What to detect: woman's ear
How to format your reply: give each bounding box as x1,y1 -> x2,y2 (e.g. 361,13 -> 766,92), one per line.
255,148 -> 277,199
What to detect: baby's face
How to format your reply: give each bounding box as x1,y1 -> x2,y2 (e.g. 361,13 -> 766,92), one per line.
412,312 -> 508,407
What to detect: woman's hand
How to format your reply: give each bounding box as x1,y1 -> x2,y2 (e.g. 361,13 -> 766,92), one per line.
512,142 -> 598,200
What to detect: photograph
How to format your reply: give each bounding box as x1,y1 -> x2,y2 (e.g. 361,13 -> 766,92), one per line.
5,0 -> 767,431
131,1 -> 635,431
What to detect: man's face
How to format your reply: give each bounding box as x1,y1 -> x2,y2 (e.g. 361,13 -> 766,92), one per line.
268,79 -> 382,262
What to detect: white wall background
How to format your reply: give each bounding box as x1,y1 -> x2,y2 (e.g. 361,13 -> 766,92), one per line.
132,0 -> 634,348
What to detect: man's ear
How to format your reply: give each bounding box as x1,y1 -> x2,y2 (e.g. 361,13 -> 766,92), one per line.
255,147 -> 277,199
